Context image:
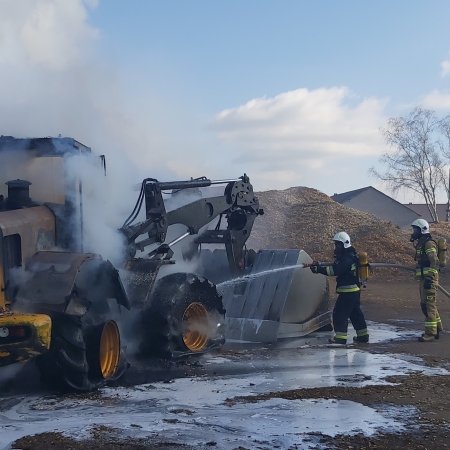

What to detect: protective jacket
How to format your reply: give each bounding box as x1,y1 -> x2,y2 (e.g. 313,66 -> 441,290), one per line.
414,235 -> 439,279
316,248 -> 360,293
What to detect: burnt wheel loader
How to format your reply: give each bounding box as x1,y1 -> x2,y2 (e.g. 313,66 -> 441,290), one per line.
0,136 -> 330,392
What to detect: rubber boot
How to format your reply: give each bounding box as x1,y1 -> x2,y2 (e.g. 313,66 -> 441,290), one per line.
436,322 -> 443,340
418,333 -> 436,342
353,335 -> 369,343
328,337 -> 346,345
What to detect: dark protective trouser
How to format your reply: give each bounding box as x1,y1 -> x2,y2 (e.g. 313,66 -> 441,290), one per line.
332,291 -> 368,342
419,276 -> 442,336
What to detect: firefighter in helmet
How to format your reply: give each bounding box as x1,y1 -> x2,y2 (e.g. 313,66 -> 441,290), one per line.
410,219 -> 443,342
310,231 -> 369,345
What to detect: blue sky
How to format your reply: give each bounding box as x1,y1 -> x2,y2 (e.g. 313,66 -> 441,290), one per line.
1,0 -> 450,201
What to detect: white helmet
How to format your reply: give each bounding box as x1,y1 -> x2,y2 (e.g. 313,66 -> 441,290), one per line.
411,218 -> 429,234
333,231 -> 351,248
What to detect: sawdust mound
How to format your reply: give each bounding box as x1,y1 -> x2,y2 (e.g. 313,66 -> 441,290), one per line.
247,186 -> 450,268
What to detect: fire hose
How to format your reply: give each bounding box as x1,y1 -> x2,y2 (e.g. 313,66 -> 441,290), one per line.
368,262 -> 450,299
303,261 -> 450,299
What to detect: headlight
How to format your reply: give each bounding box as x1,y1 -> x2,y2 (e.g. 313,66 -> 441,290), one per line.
0,327 -> 10,338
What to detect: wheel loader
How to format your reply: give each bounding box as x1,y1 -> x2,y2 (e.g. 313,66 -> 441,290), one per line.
0,136 -> 330,392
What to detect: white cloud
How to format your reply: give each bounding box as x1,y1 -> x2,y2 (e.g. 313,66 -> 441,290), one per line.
422,90 -> 450,110
441,59 -> 450,78
209,87 -> 388,190
212,87 -> 387,158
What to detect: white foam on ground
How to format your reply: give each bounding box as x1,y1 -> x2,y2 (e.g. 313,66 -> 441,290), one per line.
0,321 -> 446,449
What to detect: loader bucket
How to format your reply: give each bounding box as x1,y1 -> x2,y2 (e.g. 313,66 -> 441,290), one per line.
198,249 -> 331,343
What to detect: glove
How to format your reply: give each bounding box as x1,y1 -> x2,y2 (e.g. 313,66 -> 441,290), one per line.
310,265 -> 319,274
423,277 -> 433,289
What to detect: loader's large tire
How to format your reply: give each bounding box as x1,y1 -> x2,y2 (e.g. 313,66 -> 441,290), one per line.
138,273 -> 225,358
36,313 -> 125,392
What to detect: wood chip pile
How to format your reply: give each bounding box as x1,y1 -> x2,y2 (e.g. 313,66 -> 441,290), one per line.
247,186 -> 450,273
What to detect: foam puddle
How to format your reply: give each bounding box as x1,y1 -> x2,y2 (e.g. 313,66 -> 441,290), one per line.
0,321 -> 447,449
0,379 -> 413,450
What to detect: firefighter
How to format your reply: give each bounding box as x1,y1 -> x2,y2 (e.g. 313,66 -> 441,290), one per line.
310,232 -> 369,345
410,219 -> 443,342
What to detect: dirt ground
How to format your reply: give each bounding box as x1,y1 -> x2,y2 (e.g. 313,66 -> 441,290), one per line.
320,270 -> 450,449
239,273 -> 450,450
8,272 -> 450,450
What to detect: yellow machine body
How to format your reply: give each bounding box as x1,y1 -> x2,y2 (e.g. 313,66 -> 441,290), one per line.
0,204 -> 56,365
0,312 -> 52,365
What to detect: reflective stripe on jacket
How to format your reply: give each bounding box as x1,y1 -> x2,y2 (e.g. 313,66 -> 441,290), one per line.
415,236 -> 439,279
318,248 -> 360,293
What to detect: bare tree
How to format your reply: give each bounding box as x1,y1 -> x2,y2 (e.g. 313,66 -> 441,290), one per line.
371,107 -> 446,222
438,113 -> 450,158
437,114 -> 450,220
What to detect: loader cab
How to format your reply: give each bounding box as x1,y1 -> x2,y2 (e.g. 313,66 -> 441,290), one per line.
0,136 -> 96,252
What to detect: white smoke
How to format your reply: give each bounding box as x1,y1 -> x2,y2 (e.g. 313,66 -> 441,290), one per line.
0,0 -> 161,178
64,152 -> 138,265
0,0 -> 103,137
0,0 -> 162,264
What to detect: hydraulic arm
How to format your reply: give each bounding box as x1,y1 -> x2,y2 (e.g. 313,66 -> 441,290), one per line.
120,174 -> 263,273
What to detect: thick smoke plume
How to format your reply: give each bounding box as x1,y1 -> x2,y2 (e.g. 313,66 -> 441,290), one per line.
0,0 -> 180,182
65,152 -> 137,265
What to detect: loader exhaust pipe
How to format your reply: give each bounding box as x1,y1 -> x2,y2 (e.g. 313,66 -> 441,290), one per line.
5,179 -> 33,210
